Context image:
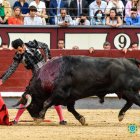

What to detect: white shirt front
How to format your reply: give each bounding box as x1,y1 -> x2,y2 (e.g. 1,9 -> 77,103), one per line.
89,1 -> 107,18
105,0 -> 124,14
29,1 -> 46,12
24,16 -> 43,25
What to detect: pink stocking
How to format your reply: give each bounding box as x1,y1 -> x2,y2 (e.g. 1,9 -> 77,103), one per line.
54,105 -> 64,122
14,104 -> 26,122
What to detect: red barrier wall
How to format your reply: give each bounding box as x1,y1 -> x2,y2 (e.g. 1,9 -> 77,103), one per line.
0,49 -> 140,92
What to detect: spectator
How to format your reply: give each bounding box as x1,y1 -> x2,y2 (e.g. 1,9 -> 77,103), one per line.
125,7 -> 140,25
3,0 -> 12,22
49,0 -> 68,25
8,7 -> 23,25
122,42 -> 139,53
55,8 -> 73,26
57,39 -> 65,49
29,0 -> 48,24
106,8 -> 122,27
103,41 -> 111,50
105,0 -> 124,17
91,10 -> 105,25
74,13 -> 90,25
0,0 -> 12,24
89,41 -> 111,53
13,0 -> 29,16
24,5 -> 44,25
89,0 -> 107,18
125,0 -> 140,17
69,0 -> 89,19
89,47 -> 94,53
72,45 -> 79,49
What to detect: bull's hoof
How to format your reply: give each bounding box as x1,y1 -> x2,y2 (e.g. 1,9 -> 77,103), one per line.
79,116 -> 86,125
118,114 -> 125,122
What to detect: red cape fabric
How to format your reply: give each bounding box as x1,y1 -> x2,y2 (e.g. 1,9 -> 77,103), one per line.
0,93 -> 12,125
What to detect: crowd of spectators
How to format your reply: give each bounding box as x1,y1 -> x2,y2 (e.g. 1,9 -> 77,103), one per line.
0,0 -> 139,26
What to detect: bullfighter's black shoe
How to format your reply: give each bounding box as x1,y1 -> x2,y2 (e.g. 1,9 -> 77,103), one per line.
59,120 -> 67,125
11,120 -> 18,125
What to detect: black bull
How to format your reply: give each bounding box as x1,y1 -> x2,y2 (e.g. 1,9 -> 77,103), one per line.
14,56 -> 140,125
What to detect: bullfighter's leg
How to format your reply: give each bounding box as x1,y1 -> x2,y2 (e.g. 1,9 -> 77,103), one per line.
118,98 -> 133,121
54,105 -> 67,125
67,102 -> 86,125
12,104 -> 26,124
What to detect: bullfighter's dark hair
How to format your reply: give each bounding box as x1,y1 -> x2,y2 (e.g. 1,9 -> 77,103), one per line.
11,38 -> 24,49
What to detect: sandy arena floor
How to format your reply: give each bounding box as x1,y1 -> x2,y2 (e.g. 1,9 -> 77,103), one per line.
1,109 -> 140,140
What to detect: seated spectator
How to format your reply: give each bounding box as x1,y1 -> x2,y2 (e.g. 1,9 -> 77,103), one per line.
89,41 -> 111,53
0,0 -> 12,24
105,0 -> 124,17
91,10 -> 105,25
74,13 -> 90,25
122,42 -> 139,53
125,7 -> 140,25
125,0 -> 140,17
49,0 -> 68,24
58,39 -> 65,49
55,8 -> 73,26
8,7 -> 23,25
89,0 -> 107,18
29,0 -> 48,19
24,6 -> 44,25
13,0 -> 29,16
106,8 -> 122,27
3,0 -> 12,23
103,41 -> 111,50
72,45 -> 79,50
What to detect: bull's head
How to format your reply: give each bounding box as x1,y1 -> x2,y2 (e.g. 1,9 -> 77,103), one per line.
13,93 -> 45,120
13,94 -> 32,109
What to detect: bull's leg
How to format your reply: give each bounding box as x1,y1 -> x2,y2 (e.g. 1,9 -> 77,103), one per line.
39,99 -> 53,119
124,91 -> 140,106
67,102 -> 86,125
118,100 -> 133,122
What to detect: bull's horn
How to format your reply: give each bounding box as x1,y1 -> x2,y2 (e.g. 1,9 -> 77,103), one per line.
17,94 -> 32,109
12,98 -> 23,107
24,94 -> 32,108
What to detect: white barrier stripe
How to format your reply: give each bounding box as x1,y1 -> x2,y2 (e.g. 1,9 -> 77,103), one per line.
1,92 -> 23,97
0,92 -> 117,98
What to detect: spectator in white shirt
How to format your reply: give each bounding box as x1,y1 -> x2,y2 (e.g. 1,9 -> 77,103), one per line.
105,0 -> 124,17
29,0 -> 48,24
89,0 -> 107,18
55,8 -> 73,26
74,13 -> 90,25
24,5 -> 44,25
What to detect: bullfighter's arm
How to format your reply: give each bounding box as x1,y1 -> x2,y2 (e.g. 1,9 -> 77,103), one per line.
0,54 -> 21,83
33,40 -> 51,60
